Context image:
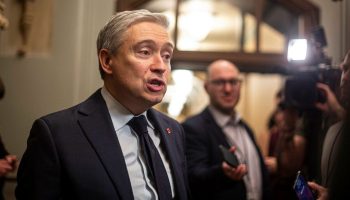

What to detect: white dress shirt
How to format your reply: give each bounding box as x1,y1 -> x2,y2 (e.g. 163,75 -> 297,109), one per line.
209,106 -> 262,200
101,87 -> 174,200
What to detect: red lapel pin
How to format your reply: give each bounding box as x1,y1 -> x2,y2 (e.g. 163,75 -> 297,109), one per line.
166,128 -> 171,135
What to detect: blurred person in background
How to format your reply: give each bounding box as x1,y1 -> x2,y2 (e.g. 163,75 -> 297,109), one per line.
308,50 -> 349,199
0,77 -> 17,200
265,103 -> 306,200
182,59 -> 270,200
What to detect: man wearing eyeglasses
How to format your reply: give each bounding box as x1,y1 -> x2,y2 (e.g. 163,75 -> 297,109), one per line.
182,60 -> 270,200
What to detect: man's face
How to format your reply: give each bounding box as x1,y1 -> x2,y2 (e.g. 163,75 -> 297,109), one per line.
340,51 -> 350,104
107,21 -> 173,114
205,61 -> 241,114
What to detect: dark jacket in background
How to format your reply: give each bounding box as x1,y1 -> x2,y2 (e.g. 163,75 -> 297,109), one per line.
182,107 -> 270,200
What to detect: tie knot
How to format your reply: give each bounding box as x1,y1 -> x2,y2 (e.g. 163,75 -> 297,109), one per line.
128,115 -> 148,136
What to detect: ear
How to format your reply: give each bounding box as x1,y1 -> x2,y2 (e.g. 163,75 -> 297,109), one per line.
204,80 -> 209,92
98,49 -> 114,75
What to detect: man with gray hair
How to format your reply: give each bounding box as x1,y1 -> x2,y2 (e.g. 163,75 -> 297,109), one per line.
16,9 -> 189,200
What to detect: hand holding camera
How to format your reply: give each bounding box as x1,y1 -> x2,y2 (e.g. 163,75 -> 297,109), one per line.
315,83 -> 345,120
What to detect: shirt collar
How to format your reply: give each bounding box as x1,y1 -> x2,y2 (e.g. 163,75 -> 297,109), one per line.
101,86 -> 154,131
208,105 -> 241,128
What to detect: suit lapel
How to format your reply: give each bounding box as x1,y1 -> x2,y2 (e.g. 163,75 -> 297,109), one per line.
147,109 -> 187,200
202,108 -> 231,147
202,108 -> 269,195
77,90 -> 133,200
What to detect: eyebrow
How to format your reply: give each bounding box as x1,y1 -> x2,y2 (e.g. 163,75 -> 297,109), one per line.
165,41 -> 174,50
133,40 -> 174,50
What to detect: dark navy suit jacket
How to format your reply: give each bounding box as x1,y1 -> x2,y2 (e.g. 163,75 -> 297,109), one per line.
16,89 -> 190,200
182,107 -> 270,200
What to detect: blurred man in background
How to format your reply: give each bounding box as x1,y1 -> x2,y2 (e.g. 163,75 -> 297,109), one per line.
308,50 -> 349,199
182,60 -> 270,200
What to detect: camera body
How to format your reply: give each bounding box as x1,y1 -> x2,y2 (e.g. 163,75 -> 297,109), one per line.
284,26 -> 342,110
283,66 -> 341,110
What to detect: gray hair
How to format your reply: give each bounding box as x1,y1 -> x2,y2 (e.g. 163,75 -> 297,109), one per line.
96,9 -> 169,79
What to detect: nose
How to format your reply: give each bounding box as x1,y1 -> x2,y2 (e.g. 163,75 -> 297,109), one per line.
150,54 -> 168,74
223,81 -> 234,92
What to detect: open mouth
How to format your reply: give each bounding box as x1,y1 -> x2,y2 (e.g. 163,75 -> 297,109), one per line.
147,78 -> 165,92
150,79 -> 164,86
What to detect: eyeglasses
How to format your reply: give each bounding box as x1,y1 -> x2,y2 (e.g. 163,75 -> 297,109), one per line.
210,78 -> 242,87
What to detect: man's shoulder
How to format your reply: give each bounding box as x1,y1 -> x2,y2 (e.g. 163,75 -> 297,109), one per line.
182,113 -> 204,124
327,120 -> 344,134
182,108 -> 211,127
40,104 -> 80,122
39,89 -> 103,123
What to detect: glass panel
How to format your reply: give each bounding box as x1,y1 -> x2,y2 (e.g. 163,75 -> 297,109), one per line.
260,22 -> 286,53
138,0 -> 177,43
177,0 -> 243,51
243,13 -> 257,53
127,0 -> 300,54
260,2 -> 299,53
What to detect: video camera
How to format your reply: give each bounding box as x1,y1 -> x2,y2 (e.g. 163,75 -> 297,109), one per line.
283,26 -> 342,110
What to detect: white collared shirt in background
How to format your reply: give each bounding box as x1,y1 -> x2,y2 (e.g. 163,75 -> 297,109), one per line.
209,106 -> 262,200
